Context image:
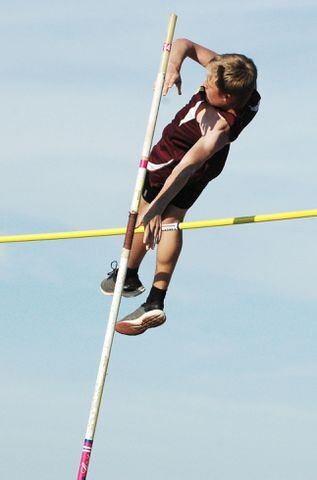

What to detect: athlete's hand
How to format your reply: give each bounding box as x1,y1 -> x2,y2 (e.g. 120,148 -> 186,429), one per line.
162,63 -> 182,96
142,213 -> 162,250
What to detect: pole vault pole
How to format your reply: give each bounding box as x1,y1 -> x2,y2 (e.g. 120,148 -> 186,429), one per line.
77,13 -> 177,480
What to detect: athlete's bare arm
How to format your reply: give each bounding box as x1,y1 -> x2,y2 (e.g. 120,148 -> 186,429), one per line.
163,38 -> 218,96
141,107 -> 230,249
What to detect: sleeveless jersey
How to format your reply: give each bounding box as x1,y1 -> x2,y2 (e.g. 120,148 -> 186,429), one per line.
147,86 -> 261,188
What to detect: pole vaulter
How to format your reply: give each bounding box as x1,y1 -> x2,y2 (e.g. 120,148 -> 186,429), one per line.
76,14 -> 177,480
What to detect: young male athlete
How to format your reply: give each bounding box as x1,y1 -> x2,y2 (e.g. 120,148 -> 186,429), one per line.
101,38 -> 260,335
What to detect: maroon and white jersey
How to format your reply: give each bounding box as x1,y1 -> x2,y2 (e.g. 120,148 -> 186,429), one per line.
147,86 -> 260,188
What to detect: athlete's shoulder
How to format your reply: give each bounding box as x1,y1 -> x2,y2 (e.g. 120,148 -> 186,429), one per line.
196,103 -> 231,137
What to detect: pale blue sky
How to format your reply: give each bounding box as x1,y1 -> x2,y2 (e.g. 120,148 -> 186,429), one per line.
1,1 -> 317,479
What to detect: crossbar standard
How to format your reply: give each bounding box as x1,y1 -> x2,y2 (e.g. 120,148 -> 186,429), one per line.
1,209 -> 316,244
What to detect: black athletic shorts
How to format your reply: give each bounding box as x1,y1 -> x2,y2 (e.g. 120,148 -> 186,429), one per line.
142,146 -> 230,210
142,172 -> 207,209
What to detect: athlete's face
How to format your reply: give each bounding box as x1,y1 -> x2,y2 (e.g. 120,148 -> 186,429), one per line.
204,76 -> 232,109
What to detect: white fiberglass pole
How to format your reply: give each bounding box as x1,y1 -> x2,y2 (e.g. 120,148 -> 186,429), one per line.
77,13 -> 177,480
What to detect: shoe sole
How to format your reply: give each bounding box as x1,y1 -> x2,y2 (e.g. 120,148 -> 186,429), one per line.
115,310 -> 166,336
100,285 -> 145,298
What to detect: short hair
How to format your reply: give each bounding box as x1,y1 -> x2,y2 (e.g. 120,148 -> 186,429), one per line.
206,53 -> 257,108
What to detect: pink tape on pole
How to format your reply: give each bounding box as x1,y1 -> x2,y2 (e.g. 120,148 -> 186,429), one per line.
139,159 -> 148,168
163,42 -> 172,52
77,439 -> 93,480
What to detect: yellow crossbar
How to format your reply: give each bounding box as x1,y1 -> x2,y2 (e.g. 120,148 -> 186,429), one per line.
0,209 -> 316,244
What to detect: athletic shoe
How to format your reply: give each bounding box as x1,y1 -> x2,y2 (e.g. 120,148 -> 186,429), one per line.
115,302 -> 166,336
100,261 -> 145,298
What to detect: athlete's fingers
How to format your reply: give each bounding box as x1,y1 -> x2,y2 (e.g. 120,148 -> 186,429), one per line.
150,223 -> 158,249
153,218 -> 162,244
143,223 -> 155,250
163,80 -> 182,96
143,223 -> 150,247
149,219 -> 160,248
162,81 -> 172,96
157,222 -> 162,243
142,213 -> 162,249
149,231 -> 156,250
163,72 -> 182,96
153,227 -> 159,245
162,80 -> 179,96
175,78 -> 182,95
149,216 -> 161,244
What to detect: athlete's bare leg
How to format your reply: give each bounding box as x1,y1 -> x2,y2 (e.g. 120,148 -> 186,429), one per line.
127,197 -> 150,269
153,204 -> 187,290
115,203 -> 187,335
128,199 -> 187,290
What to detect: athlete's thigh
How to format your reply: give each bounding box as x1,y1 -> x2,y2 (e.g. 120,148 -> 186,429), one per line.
162,204 -> 187,223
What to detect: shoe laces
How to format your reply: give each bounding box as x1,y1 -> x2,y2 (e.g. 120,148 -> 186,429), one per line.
107,260 -> 118,277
